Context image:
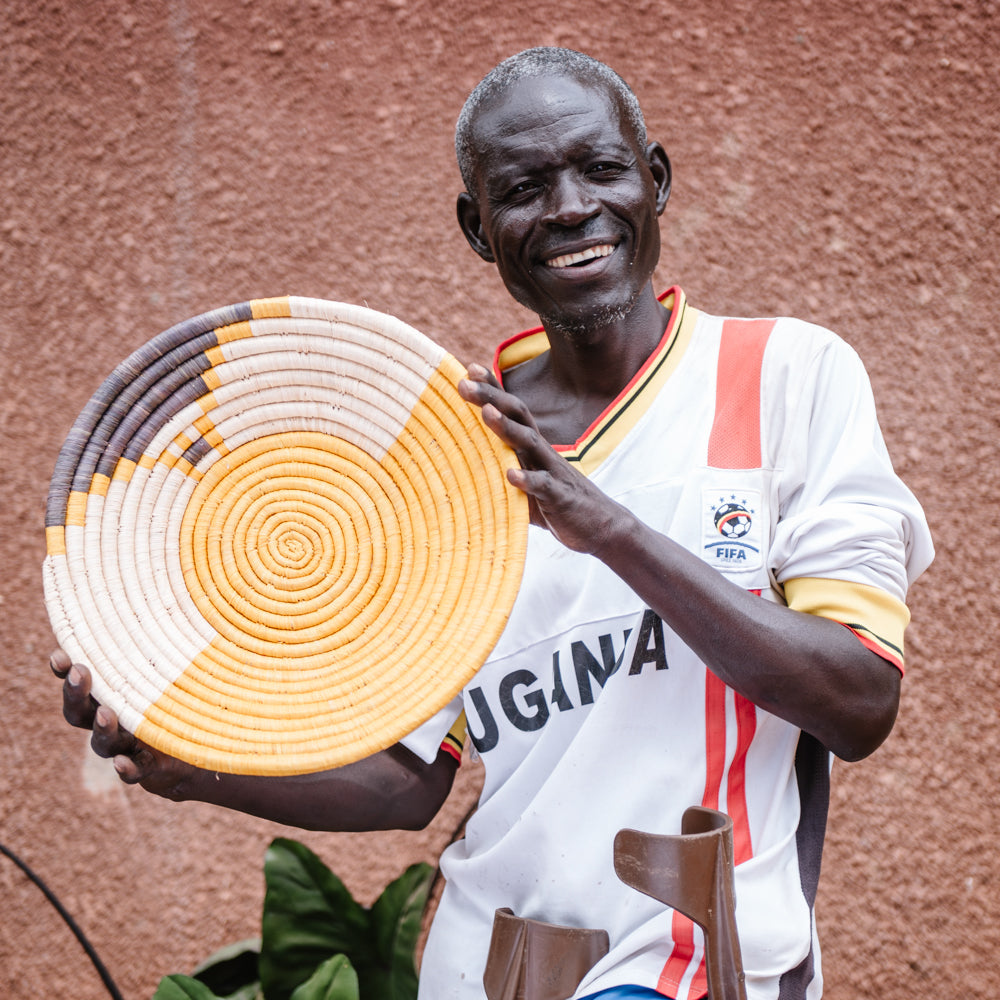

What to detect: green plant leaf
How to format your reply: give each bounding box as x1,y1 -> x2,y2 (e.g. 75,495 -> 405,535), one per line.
153,974 -> 224,1000
288,955 -> 360,1000
192,937 -> 261,996
364,863 -> 434,1000
214,986 -> 262,1000
259,839 -> 372,1000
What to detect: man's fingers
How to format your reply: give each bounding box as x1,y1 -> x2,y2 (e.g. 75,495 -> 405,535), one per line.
460,373 -> 534,427
113,748 -> 155,785
458,376 -> 503,410
51,648 -> 179,793
62,663 -> 98,729
460,362 -> 583,529
463,362 -> 499,388
49,648 -> 72,678
91,704 -> 137,759
459,365 -> 554,474
113,754 -> 141,783
508,465 -> 551,492
481,403 -> 552,468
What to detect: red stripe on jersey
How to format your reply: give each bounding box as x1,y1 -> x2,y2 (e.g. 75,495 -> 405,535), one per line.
658,910 -> 697,997
688,958 -> 709,1000
700,673 -> 756,864
663,674 -> 756,993
659,670 -> 753,997
707,319 -> 775,468
729,692 -> 758,865
658,911 -> 710,1000
725,590 -> 762,864
702,670 -> 728,812
657,316 -> 774,991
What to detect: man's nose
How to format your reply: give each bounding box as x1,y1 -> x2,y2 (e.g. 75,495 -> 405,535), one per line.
541,174 -> 599,227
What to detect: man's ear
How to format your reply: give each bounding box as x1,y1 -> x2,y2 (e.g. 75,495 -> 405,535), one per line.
645,142 -> 672,215
457,192 -> 496,262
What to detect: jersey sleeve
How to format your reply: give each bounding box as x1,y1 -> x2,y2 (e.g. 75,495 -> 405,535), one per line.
783,576 -> 909,671
440,711 -> 468,763
398,695 -> 465,764
766,327 -> 933,668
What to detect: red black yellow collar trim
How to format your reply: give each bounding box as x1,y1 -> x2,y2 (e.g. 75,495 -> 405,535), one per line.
493,287 -> 698,475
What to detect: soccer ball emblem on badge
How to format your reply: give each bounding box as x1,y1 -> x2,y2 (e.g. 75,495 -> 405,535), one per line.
714,501 -> 752,540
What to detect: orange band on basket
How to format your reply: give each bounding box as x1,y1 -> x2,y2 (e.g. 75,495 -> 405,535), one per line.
251,296 -> 292,319
46,526 -> 66,557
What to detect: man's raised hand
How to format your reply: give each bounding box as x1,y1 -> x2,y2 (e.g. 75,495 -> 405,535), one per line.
458,363 -> 630,557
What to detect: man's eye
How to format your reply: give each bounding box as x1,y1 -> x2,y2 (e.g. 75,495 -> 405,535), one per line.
589,162 -> 623,176
507,181 -> 538,198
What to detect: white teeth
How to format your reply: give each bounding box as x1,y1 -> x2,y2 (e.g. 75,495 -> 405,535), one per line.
546,244 -> 615,269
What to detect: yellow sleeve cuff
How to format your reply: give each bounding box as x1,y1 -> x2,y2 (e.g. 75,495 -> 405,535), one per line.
783,577 -> 910,672
441,710 -> 467,762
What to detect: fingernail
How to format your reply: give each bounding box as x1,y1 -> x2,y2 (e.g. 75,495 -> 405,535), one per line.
67,666 -> 82,688
95,706 -> 112,728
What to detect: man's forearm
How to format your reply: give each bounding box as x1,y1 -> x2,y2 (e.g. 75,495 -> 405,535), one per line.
167,743 -> 459,832
54,656 -> 460,833
592,506 -> 900,761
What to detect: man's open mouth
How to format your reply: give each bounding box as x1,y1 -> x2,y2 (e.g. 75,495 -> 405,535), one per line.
544,243 -> 616,269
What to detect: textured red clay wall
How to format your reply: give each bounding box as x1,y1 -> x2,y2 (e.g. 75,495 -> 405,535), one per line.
2,1 -> 997,997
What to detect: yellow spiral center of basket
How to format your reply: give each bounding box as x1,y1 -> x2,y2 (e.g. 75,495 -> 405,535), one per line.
179,430 -> 416,668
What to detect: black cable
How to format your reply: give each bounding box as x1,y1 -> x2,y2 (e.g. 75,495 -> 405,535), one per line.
0,841 -> 124,1000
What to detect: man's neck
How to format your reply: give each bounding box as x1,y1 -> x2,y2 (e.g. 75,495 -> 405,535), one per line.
504,284 -> 671,446
542,284 -> 670,400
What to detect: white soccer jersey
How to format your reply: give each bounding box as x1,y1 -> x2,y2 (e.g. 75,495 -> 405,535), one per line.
406,289 -> 933,1000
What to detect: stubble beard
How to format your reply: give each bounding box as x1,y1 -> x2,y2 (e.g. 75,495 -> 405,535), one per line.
538,288 -> 642,343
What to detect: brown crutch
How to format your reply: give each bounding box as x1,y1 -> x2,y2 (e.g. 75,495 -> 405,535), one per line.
614,806 -> 747,1000
482,907 -> 611,1000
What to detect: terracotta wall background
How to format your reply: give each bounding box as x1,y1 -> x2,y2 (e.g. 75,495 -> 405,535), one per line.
2,1 -> 997,997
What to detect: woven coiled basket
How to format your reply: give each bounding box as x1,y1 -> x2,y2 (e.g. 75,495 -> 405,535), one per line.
44,296 -> 528,775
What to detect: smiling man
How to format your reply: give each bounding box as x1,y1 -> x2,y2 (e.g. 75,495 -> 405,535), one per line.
54,47 -> 933,1000
427,47 -> 933,1000
456,64 -> 669,346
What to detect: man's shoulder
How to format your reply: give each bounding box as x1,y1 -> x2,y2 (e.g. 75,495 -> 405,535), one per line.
691,306 -> 863,371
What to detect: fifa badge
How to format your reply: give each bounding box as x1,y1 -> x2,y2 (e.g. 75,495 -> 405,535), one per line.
703,489 -> 763,571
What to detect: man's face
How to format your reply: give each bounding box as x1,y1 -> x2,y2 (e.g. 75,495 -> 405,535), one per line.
459,72 -> 670,336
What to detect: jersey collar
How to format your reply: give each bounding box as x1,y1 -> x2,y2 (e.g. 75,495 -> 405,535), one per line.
493,287 -> 698,474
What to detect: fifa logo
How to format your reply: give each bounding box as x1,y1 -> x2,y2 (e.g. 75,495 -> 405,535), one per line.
713,500 -> 753,539
703,490 -> 762,570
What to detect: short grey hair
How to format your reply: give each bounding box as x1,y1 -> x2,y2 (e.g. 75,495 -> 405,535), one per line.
455,47 -> 647,194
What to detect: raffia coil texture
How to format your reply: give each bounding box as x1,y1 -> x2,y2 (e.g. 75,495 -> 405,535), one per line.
44,297 -> 528,775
